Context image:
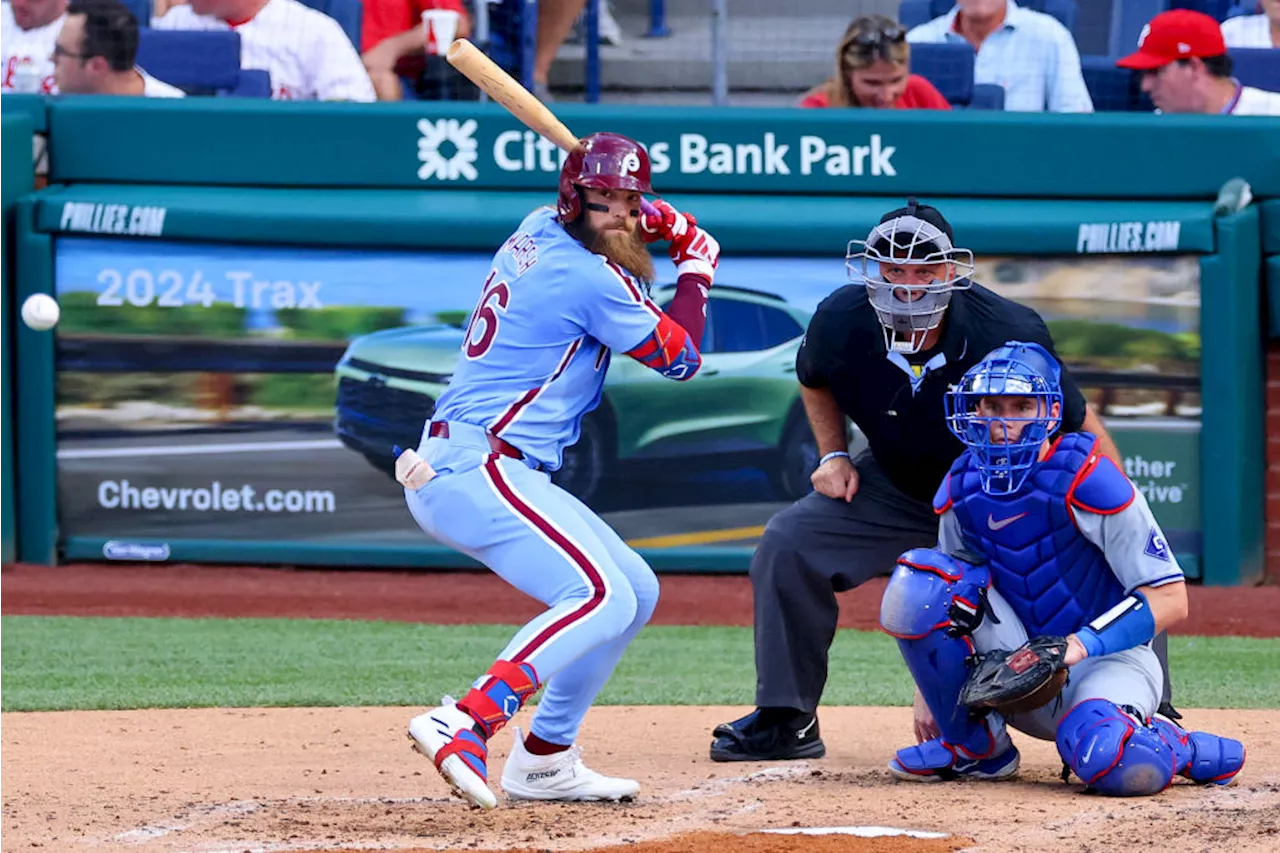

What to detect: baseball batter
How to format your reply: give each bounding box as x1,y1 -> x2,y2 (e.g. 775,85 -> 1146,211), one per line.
403,133 -> 719,809
879,341 -> 1245,795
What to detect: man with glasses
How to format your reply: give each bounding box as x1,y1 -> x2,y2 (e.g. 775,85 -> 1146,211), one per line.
906,0 -> 1092,112
53,0 -> 183,96
2,0 -> 66,93
1118,9 -> 1280,116
708,198 -> 1170,763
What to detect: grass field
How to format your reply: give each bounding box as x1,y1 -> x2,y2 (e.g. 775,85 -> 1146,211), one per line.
4,616 -> 1278,713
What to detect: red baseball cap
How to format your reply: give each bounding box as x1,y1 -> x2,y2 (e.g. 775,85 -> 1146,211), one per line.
1116,9 -> 1227,70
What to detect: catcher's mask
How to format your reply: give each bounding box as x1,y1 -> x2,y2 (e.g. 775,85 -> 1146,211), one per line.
557,132 -> 653,223
946,341 -> 1064,496
846,198 -> 974,354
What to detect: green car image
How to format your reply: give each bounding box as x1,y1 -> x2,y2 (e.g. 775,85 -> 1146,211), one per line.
334,285 -> 821,504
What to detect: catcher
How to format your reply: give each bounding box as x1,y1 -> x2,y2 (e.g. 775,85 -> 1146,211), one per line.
878,341 -> 1246,796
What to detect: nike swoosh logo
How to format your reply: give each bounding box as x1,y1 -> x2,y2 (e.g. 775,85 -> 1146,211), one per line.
796,718 -> 817,739
987,512 -> 1028,531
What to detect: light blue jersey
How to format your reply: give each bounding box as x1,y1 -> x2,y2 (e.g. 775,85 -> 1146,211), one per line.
430,208 -> 661,471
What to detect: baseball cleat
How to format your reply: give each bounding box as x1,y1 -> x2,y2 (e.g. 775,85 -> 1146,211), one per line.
888,737 -> 1020,783
408,697 -> 498,810
709,708 -> 826,762
500,727 -> 640,802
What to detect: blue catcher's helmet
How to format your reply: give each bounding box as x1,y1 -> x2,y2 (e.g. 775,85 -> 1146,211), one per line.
946,341 -> 1064,495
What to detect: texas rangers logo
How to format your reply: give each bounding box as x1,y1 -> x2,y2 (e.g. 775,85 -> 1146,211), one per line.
1144,528 -> 1171,562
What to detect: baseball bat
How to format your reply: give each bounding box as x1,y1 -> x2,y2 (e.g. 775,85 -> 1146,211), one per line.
445,38 -> 658,218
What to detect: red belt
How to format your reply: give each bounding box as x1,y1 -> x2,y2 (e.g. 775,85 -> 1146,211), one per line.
428,421 -> 529,464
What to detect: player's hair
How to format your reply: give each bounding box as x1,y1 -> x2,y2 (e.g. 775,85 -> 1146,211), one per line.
807,15 -> 911,108
67,0 -> 139,72
1195,54 -> 1234,79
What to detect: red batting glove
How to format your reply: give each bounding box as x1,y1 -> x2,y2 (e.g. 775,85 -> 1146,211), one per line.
638,199 -> 698,244
669,220 -> 720,281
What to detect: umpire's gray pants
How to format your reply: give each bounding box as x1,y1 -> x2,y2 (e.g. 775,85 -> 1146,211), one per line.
749,450 -> 1174,715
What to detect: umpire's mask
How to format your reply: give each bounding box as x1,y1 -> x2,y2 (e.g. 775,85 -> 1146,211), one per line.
846,199 -> 974,354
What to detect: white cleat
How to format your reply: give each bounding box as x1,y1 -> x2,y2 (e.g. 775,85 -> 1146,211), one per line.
500,727 -> 640,802
407,698 -> 498,810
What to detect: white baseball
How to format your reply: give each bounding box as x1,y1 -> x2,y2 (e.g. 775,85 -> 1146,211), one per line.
21,293 -> 60,331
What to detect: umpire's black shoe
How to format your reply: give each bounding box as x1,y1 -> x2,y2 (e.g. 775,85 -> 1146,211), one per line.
709,708 -> 825,762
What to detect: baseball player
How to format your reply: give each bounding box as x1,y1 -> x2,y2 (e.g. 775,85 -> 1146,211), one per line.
402,132 -> 719,809
878,341 -> 1245,795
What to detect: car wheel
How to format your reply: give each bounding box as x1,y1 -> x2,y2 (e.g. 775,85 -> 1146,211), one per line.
552,411 -> 610,504
771,411 -> 818,502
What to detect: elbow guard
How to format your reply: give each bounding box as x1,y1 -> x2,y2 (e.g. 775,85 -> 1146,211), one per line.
1076,591 -> 1156,659
626,312 -> 701,381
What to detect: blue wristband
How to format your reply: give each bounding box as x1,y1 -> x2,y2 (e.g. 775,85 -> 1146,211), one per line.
1076,591 -> 1155,659
819,450 -> 850,467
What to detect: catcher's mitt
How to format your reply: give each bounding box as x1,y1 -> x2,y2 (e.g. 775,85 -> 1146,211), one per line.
959,635 -> 1070,716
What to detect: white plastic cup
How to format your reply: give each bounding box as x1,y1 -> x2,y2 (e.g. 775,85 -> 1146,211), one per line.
422,9 -> 461,56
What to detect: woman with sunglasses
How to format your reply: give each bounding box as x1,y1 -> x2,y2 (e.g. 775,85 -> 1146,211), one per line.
800,15 -> 950,110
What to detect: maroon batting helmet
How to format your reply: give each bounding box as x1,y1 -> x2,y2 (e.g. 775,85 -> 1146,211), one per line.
557,132 -> 653,222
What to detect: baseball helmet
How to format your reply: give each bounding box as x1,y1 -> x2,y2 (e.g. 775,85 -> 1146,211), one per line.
846,198 -> 975,354
557,132 -> 653,222
945,341 -> 1064,495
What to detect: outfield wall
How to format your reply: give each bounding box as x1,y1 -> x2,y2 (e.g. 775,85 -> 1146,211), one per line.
4,97 -> 1277,585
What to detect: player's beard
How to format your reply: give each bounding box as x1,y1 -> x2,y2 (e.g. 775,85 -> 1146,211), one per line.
575,221 -> 656,286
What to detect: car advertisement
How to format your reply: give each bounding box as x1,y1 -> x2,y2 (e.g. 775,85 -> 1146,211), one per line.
52,237 -> 1202,565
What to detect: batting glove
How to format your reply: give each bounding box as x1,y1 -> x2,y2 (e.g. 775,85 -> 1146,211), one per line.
669,220 -> 720,280
638,199 -> 697,244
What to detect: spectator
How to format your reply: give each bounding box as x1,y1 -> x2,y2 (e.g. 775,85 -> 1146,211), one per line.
1118,9 -> 1280,115
907,0 -> 1092,113
1220,1 -> 1279,48
800,15 -> 950,109
54,0 -> 183,96
152,0 -> 375,101
362,0 -> 471,102
532,0 -> 585,101
1,0 -> 66,93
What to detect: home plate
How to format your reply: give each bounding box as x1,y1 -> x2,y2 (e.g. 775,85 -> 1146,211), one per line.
760,826 -> 950,839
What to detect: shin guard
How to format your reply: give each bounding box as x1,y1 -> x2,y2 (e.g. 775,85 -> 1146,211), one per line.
880,548 -> 1002,759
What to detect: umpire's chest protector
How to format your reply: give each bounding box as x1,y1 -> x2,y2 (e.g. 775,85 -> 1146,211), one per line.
938,433 -> 1132,637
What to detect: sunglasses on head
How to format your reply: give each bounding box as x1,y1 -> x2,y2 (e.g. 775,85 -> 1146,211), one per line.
847,24 -> 907,50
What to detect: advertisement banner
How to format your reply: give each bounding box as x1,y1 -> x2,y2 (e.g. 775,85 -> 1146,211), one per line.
53,238 -> 1201,566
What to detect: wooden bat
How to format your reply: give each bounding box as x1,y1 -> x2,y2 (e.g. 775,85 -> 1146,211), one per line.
445,38 -> 659,217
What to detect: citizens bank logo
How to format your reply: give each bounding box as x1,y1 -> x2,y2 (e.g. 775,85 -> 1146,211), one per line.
417,118 -> 479,182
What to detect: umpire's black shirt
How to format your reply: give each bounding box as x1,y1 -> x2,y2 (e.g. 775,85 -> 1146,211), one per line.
795,282 -> 1087,504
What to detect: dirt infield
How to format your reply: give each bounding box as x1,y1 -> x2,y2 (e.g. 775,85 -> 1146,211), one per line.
2,562 -> 1278,853
2,706 -> 1276,853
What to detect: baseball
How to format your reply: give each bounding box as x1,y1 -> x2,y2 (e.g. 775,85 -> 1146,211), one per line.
21,293 -> 60,331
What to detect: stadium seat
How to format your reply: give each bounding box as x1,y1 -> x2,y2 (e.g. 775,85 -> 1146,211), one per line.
217,69 -> 273,98
899,0 -> 1079,37
297,0 -> 362,51
1229,48 -> 1280,93
121,0 -> 150,27
969,83 -> 1006,109
909,41 -> 977,106
1081,55 -> 1139,110
1225,3 -> 1265,21
136,30 -> 241,93
1107,0 -> 1167,57
1168,1 -> 1237,21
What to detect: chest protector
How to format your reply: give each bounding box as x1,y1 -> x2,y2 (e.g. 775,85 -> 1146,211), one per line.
934,432 -> 1135,638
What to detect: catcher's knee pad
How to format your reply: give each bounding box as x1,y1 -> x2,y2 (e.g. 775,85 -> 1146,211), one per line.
880,549 -> 997,757
879,548 -> 991,641
1056,699 -> 1174,797
1150,716 -> 1246,785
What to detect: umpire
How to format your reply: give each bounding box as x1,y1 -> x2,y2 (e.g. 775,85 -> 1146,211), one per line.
710,198 -> 1175,762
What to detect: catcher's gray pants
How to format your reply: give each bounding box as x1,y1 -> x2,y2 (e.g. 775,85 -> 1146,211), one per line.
749,451 -> 1174,715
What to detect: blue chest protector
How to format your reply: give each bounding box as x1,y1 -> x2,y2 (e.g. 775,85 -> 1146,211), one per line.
934,432 -> 1135,638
